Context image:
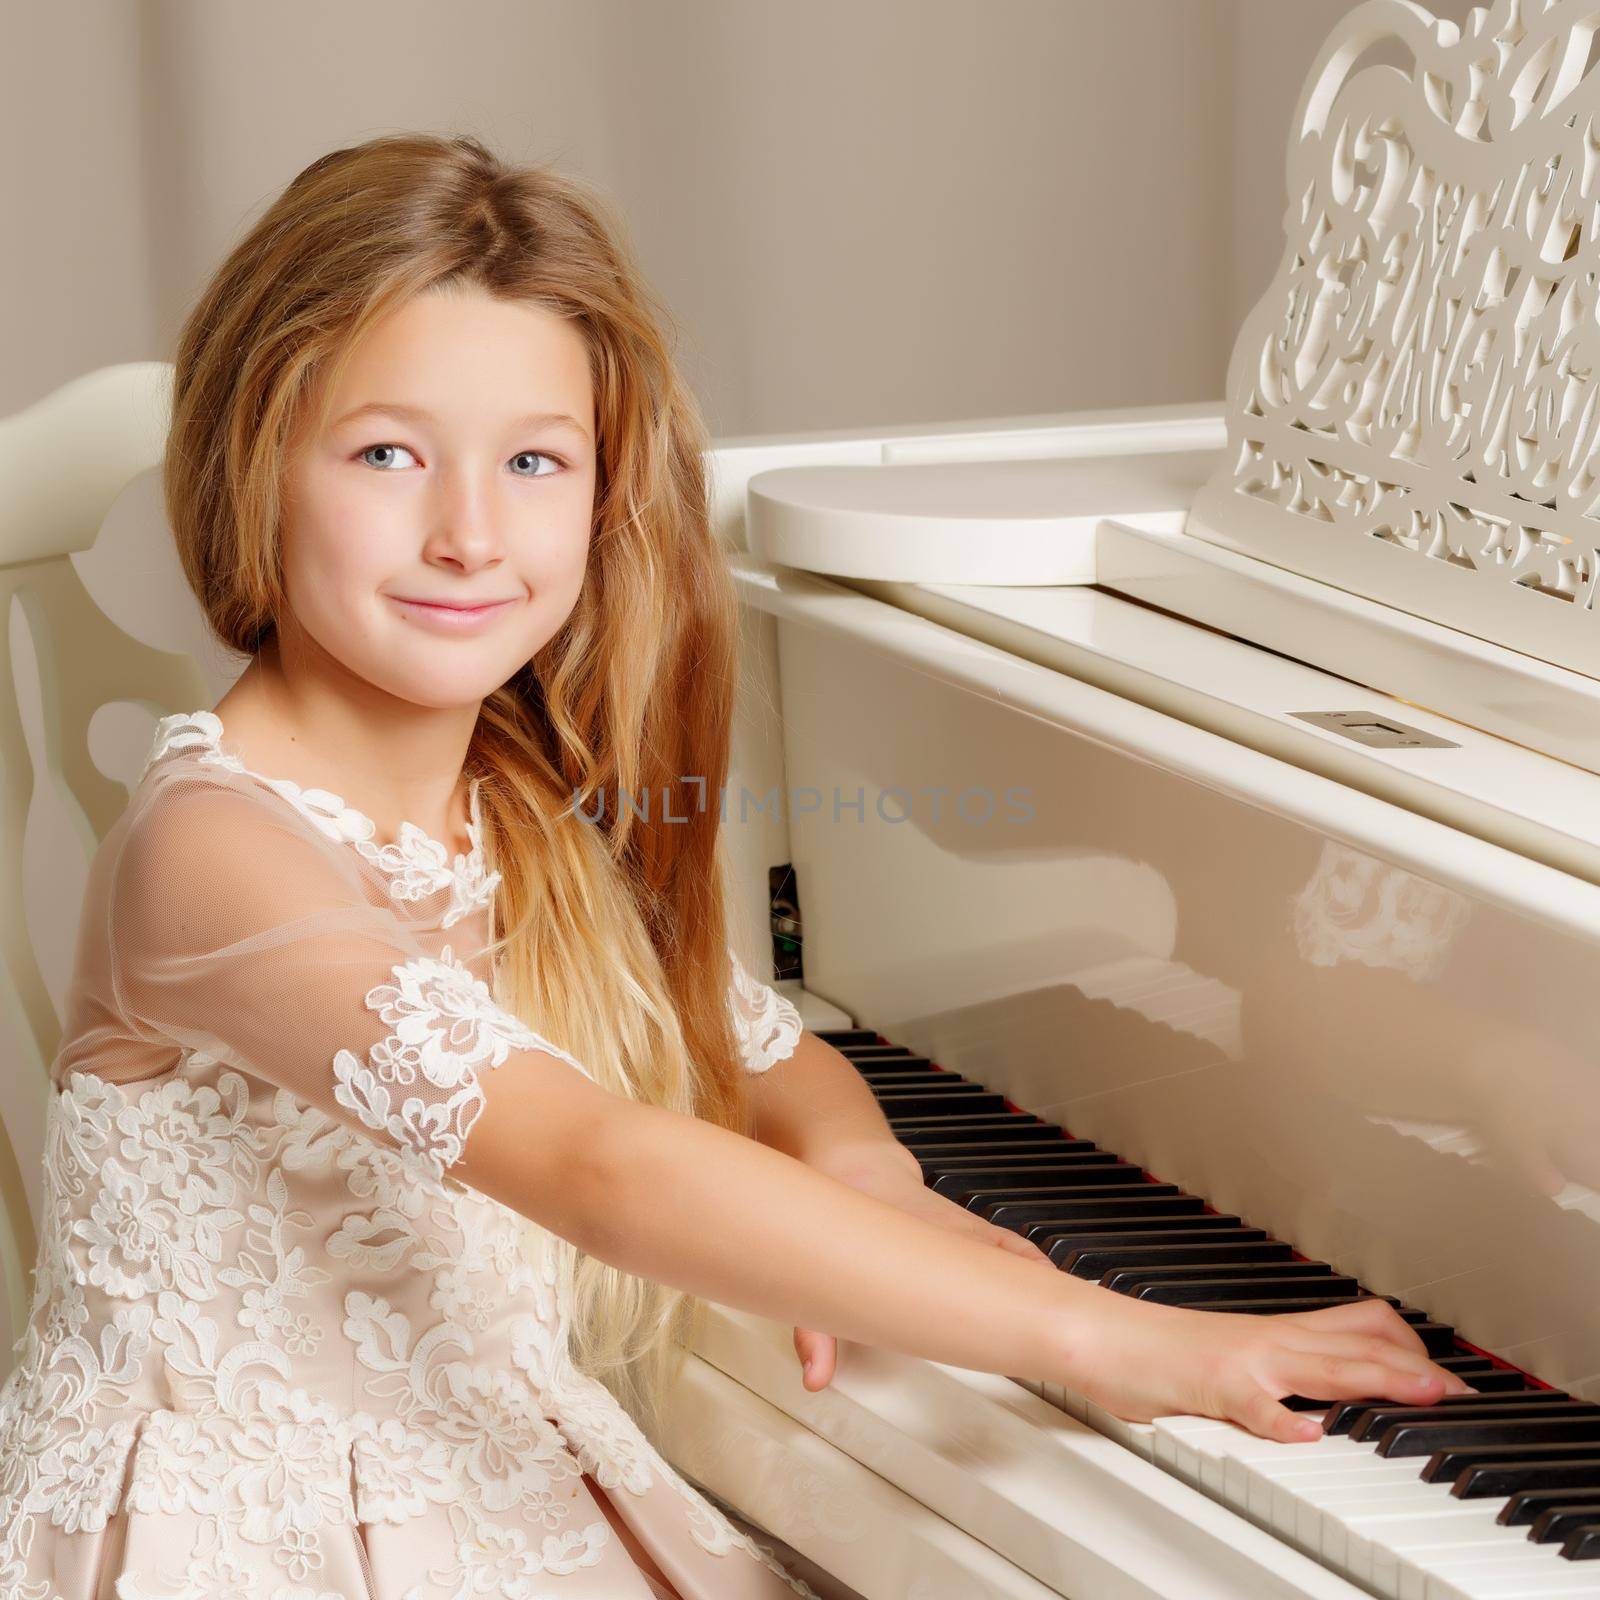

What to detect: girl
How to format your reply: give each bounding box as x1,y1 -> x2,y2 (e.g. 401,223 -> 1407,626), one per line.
0,133 -> 1467,1600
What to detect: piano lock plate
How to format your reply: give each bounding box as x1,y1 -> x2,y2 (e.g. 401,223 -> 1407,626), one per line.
1288,710 -> 1460,750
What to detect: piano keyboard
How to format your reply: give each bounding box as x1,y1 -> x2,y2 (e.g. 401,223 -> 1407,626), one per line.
817,1028 -> 1600,1600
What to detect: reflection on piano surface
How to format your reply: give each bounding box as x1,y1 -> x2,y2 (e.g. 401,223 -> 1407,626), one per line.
657,0 -> 1600,1596
828,1021 -> 1600,1595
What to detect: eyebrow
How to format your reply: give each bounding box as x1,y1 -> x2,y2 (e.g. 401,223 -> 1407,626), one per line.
331,401 -> 591,441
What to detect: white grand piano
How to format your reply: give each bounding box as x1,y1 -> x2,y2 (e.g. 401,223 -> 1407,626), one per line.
656,1 -> 1600,1596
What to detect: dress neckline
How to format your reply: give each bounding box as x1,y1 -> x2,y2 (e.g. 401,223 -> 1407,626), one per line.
139,706 -> 500,929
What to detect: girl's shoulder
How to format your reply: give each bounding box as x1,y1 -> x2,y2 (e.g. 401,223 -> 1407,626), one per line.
128,708 -> 498,932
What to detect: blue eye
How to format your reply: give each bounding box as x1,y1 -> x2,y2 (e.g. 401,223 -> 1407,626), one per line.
357,444 -> 562,476
360,443 -> 418,470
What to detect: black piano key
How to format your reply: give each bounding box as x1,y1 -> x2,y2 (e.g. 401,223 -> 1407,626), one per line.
969,1179 -> 1173,1215
1351,1399 -> 1594,1446
864,1075 -> 972,1088
888,1115 -> 1050,1138
1330,1391 -> 1578,1439
1178,1293 -> 1419,1325
935,1163 -> 1145,1202
817,1029 -> 879,1048
985,1191 -> 1204,1228
1324,1376 -> 1523,1427
1381,1414 -> 1600,1462
874,1092 -> 1010,1116
1560,1524 -> 1600,1560
921,1152 -> 1120,1177
1454,1459 -> 1600,1499
1136,1275 -> 1360,1307
1103,1262 -> 1336,1296
1501,1489 -> 1600,1529
1430,1369 -> 1535,1394
1423,1442 -> 1600,1484
849,1025 -> 1550,1426
926,1152 -> 1125,1183
1037,1217 -> 1263,1252
904,1139 -> 1097,1160
1409,1323 -> 1459,1355
1531,1503 -> 1600,1544
1061,1241 -> 1293,1279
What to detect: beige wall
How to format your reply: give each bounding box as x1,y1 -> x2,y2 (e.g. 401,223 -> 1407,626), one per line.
0,0 -> 1488,1368
3,0 -> 1489,1027
4,0 -> 1477,440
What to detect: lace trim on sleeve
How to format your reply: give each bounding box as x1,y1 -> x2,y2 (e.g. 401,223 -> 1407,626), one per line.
331,944 -> 592,1183
725,946 -> 803,1074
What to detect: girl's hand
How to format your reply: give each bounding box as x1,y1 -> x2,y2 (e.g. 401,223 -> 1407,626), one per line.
793,1152 -> 1055,1392
1070,1294 -> 1476,1443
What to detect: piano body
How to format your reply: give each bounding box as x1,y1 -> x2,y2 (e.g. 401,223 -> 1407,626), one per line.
655,2 -> 1600,1597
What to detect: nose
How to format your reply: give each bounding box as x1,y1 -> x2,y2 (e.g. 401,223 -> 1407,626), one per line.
422,464 -> 506,574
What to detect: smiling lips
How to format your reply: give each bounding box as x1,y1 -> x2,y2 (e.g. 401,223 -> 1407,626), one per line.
390,594 -> 519,631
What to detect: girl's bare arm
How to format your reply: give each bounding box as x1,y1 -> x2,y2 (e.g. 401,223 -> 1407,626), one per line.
457,1047 -> 1469,1438
743,1028 -> 922,1180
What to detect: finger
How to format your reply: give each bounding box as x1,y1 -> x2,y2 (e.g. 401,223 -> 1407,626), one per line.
1286,1332 -> 1474,1396
793,1327 -> 837,1391
1236,1385 -> 1324,1444
1286,1298 -> 1427,1355
1278,1354 -> 1456,1407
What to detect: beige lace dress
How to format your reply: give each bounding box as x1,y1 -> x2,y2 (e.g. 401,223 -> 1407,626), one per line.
0,708 -> 815,1600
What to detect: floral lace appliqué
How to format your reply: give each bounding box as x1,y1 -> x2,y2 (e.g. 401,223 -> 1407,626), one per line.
725,948 -> 802,1073
332,945 -> 594,1184
2,1060 -> 822,1596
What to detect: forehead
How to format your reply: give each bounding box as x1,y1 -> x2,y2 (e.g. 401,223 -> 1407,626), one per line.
313,286 -> 594,433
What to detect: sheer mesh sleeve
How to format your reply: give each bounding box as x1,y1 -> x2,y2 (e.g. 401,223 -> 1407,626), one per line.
725,946 -> 803,1074
91,765 -> 596,1185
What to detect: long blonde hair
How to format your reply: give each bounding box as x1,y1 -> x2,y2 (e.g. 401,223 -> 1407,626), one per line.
163,131 -> 752,1437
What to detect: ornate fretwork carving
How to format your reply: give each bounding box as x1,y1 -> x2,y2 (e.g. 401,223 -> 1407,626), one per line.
1193,0 -> 1600,670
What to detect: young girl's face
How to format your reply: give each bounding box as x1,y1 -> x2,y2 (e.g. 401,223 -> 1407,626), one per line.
280,284 -> 596,709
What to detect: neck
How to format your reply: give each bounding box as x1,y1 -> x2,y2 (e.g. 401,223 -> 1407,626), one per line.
217,634 -> 481,853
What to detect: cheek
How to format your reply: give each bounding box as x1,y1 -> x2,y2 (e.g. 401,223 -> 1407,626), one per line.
280,511 -> 404,656
283,479 -> 403,592
513,521 -> 592,645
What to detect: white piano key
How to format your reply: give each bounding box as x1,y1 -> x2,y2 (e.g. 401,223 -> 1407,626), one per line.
1328,1498 -> 1531,1600
1228,1448 -> 1415,1529
1356,1510 -> 1527,1596
1388,1518 -> 1535,1598
1255,1456 -> 1419,1534
1261,1466 -> 1420,1573
1081,1398 -> 1157,1462
1211,1421 -> 1369,1468
1311,1482 -> 1469,1585
1049,1376 -> 1088,1427
1421,1555 -> 1600,1600
1150,1415 -> 1237,1495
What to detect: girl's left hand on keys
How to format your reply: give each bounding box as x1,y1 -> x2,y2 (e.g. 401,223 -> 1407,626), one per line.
791,1154 -> 1052,1391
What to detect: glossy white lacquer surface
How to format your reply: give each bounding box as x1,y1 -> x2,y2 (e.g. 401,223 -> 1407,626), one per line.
746,450 -> 1218,584
731,561 -> 1600,1399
